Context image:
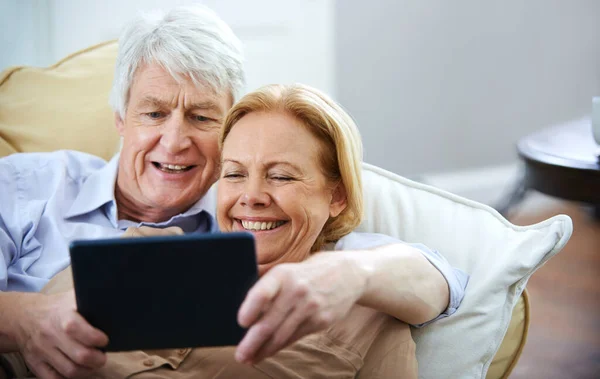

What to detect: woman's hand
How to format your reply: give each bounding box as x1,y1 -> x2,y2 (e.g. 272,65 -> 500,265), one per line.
234,252 -> 369,364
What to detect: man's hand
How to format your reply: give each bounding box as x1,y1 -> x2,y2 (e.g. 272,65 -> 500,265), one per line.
18,226 -> 183,378
122,226 -> 184,238
13,291 -> 108,379
234,252 -> 368,365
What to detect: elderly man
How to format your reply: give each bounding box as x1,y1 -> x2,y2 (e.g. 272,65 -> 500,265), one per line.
0,5 -> 466,379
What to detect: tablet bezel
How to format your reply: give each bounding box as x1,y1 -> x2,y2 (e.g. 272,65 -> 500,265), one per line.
69,232 -> 257,352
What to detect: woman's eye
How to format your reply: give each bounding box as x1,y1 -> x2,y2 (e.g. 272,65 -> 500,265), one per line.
271,176 -> 292,181
223,173 -> 243,179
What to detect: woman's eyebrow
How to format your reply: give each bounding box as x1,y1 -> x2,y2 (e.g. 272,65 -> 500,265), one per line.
264,161 -> 303,172
222,158 -> 241,164
221,159 -> 302,172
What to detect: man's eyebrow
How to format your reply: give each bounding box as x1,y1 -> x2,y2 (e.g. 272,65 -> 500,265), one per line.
188,101 -> 221,112
138,96 -> 222,113
138,96 -> 166,107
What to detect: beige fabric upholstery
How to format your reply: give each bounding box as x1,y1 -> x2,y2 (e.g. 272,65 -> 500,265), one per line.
0,41 -> 120,160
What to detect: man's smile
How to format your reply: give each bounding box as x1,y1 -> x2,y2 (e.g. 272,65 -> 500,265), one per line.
152,161 -> 196,173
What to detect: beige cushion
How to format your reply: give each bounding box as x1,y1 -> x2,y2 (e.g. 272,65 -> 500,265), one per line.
0,41 -> 119,160
357,163 -> 572,378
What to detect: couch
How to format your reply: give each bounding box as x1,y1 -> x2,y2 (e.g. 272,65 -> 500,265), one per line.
0,40 -> 572,378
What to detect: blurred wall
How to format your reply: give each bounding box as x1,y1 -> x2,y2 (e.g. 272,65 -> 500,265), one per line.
2,0 -> 599,178
336,0 -> 600,175
1,0 -> 335,97
0,1 -> 51,69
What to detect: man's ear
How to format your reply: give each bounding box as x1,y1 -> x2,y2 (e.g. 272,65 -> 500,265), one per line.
329,183 -> 348,218
114,112 -> 125,136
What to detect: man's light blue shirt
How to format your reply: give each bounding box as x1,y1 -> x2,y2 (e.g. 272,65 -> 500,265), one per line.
0,150 -> 218,292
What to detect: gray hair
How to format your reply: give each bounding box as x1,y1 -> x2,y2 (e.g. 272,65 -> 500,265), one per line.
109,5 -> 245,119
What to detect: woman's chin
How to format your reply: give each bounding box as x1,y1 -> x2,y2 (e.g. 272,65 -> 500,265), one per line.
257,262 -> 273,276
255,244 -> 281,265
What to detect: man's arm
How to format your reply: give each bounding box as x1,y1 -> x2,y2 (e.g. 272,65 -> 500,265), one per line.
347,243 -> 450,325
0,333 -> 18,353
0,168 -> 23,354
235,241 -> 465,364
0,290 -> 109,378
1,206 -> 110,376
0,293 -> 28,353
0,157 -> 113,377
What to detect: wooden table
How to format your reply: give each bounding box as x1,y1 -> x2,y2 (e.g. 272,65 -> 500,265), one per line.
499,117 -> 600,216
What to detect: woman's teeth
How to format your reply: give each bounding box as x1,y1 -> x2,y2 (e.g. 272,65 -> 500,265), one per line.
241,220 -> 285,231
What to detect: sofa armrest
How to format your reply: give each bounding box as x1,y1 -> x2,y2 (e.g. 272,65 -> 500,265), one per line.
487,289 -> 530,379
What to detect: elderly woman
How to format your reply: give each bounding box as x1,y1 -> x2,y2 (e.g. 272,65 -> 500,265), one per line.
17,84 -> 467,378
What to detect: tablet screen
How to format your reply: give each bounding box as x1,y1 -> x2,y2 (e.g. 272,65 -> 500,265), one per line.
69,232 -> 257,351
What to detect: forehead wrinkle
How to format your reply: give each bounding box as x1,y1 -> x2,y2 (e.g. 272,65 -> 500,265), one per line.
138,92 -> 180,108
138,95 -> 170,108
138,93 -> 222,114
186,100 -> 222,113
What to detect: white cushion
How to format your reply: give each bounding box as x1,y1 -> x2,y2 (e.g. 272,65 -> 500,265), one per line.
357,162 -> 572,379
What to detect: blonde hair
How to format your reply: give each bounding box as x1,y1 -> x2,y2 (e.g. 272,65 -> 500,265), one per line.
220,84 -> 363,251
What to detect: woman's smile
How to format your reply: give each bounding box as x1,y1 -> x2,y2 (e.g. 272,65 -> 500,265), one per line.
235,219 -> 288,232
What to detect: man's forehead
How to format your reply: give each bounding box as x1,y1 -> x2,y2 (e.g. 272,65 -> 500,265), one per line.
132,63 -> 232,107
133,64 -> 210,93
131,63 -> 231,99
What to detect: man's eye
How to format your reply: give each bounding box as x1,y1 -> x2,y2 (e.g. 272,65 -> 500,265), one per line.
147,112 -> 163,119
193,115 -> 211,122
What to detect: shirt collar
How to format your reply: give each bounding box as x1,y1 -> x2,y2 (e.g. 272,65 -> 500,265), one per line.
66,153 -> 120,219
119,184 -> 218,232
185,182 -> 217,219
66,154 -> 218,229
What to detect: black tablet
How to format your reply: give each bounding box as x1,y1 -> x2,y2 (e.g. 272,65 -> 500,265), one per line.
69,232 -> 258,352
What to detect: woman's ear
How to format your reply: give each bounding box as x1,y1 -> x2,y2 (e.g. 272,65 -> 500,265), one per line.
329,183 -> 348,218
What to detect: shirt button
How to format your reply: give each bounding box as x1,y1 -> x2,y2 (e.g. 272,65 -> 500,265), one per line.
143,359 -> 154,367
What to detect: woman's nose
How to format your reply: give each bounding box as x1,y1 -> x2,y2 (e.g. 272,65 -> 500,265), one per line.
240,180 -> 271,208
160,114 -> 192,153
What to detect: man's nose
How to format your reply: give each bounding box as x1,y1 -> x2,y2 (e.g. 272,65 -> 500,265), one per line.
160,114 -> 192,153
240,179 -> 271,208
